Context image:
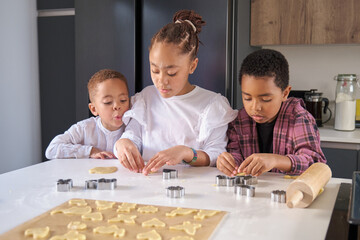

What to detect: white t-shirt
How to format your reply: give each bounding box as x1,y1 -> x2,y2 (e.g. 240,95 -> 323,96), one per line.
45,116 -> 125,159
120,85 -> 238,166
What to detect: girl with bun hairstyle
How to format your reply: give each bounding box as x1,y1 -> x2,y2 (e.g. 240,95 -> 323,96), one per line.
114,9 -> 237,175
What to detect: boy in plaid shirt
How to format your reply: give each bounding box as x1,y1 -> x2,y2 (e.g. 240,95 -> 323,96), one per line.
217,49 -> 326,177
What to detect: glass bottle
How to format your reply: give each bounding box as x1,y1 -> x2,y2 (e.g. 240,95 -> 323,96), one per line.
334,74 -> 357,131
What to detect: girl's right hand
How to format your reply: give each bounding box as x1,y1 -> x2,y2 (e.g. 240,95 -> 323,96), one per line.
216,152 -> 238,177
115,138 -> 144,173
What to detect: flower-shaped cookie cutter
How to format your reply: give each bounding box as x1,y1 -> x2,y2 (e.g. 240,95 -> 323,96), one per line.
234,184 -> 255,197
271,190 -> 286,203
216,175 -> 236,187
85,178 -> 117,190
163,169 -> 178,180
57,179 -> 73,192
166,186 -> 185,198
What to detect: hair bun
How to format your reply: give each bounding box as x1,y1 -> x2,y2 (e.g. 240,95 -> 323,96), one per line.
173,9 -> 206,34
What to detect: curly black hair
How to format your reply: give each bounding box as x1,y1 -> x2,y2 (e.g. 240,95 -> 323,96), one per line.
239,49 -> 289,91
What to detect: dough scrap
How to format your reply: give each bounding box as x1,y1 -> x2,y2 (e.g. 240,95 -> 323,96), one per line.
117,202 -> 137,213
236,172 -> 246,176
81,212 -> 103,221
49,230 -> 86,240
93,225 -> 125,238
89,166 -> 118,174
108,214 -> 137,224
194,210 -> 219,220
136,229 -> 161,240
95,200 -> 115,210
67,221 -> 87,230
142,218 -> 166,228
284,175 -> 298,179
169,221 -> 202,236
170,236 -> 194,240
51,206 -> 92,216
137,206 -> 158,214
165,208 -> 197,217
24,226 -> 50,239
68,199 -> 87,207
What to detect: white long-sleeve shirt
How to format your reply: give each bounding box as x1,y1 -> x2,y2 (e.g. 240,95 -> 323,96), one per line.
118,85 -> 238,166
45,116 -> 125,159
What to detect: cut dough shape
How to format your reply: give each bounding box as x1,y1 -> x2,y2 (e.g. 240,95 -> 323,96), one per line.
169,221 -> 202,235
166,208 -> 197,217
117,202 -> 137,213
93,225 -> 125,238
108,214 -> 137,224
95,200 -> 115,210
68,199 -> 87,207
194,210 -> 219,220
81,212 -> 103,221
136,229 -> 161,240
50,206 -> 92,215
24,226 -> 50,239
137,206 -> 158,214
142,218 -> 166,228
89,166 -> 118,174
67,221 -> 87,230
170,236 -> 194,240
49,230 -> 86,240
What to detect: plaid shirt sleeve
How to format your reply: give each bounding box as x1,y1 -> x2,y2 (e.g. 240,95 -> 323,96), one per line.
226,118 -> 245,165
284,108 -> 326,175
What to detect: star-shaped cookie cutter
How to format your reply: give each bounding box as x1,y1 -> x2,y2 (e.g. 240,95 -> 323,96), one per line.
166,186 -> 185,198
85,178 -> 117,190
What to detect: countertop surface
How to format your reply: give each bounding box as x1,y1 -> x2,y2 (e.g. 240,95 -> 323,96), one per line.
319,125 -> 360,144
0,159 -> 350,239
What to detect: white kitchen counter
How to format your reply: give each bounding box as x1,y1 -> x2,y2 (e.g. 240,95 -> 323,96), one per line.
0,159 -> 351,240
319,125 -> 360,150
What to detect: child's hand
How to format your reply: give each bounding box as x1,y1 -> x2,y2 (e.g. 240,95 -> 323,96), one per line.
142,145 -> 189,175
115,139 -> 144,173
238,153 -> 279,176
216,152 -> 238,176
90,148 -> 116,159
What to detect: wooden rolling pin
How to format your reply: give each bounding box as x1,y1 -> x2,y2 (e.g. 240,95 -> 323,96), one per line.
286,162 -> 332,208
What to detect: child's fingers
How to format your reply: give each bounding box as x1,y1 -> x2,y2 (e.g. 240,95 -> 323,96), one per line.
238,155 -> 253,172
250,162 -> 262,176
120,155 -> 132,171
123,150 -> 137,172
135,155 -> 145,172
143,156 -> 157,175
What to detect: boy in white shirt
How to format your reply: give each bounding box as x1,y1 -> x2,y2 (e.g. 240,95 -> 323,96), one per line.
45,69 -> 130,159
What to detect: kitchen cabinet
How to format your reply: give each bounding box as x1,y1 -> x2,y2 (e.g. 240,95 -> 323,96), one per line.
250,0 -> 360,45
322,148 -> 358,179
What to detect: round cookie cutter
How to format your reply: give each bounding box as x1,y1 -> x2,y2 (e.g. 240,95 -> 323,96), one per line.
234,184 -> 255,197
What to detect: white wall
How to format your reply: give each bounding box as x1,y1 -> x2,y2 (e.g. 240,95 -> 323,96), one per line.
264,45 -> 360,121
265,45 -> 360,101
0,0 -> 41,173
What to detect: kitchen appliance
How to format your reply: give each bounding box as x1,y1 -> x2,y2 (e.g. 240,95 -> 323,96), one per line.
304,89 -> 331,127
334,74 -> 357,131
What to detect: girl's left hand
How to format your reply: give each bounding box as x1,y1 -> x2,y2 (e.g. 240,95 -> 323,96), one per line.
90,148 -> 116,159
142,145 -> 191,175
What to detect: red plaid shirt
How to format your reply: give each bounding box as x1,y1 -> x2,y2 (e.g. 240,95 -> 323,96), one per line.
227,97 -> 326,175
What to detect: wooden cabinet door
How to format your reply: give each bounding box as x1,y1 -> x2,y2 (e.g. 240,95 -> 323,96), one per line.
251,0 -> 360,45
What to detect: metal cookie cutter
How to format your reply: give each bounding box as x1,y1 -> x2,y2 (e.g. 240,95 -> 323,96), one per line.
57,179 -> 73,192
163,169 -> 178,179
166,186 -> 185,198
234,184 -> 255,197
236,175 -> 258,185
216,175 -> 236,187
271,190 -> 286,203
85,178 -> 117,190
